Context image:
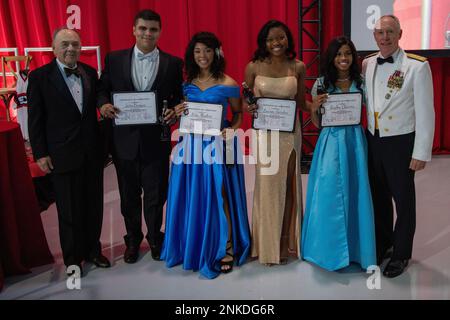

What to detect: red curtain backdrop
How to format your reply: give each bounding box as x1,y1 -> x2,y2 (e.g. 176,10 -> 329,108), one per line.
0,0 -> 448,153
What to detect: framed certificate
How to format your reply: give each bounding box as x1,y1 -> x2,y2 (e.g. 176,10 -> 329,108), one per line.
179,102 -> 223,135
252,97 -> 297,132
320,92 -> 362,127
112,91 -> 158,126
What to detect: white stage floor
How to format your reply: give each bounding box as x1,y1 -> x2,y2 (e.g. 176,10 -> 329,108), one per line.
1,155 -> 450,300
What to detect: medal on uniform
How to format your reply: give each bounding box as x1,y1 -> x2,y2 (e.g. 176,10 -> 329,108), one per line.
387,70 -> 404,90
385,70 -> 404,100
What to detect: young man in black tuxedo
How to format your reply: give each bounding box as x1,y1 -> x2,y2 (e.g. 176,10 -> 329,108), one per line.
98,10 -> 183,263
28,28 -> 110,275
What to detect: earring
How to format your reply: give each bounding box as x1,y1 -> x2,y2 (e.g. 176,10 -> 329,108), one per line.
215,46 -> 224,59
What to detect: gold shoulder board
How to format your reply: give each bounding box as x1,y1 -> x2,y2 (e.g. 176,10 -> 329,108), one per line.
406,53 -> 427,62
363,52 -> 378,60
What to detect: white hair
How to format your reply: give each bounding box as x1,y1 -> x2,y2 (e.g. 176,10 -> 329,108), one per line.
52,27 -> 80,48
375,15 -> 402,32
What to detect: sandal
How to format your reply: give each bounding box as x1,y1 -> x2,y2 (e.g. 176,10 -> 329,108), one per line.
220,243 -> 234,273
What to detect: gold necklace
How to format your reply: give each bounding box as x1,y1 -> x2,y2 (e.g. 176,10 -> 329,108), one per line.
336,81 -> 350,92
196,73 -> 213,83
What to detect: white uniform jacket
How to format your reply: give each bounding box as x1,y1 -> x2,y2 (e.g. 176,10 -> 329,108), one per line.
363,49 -> 435,162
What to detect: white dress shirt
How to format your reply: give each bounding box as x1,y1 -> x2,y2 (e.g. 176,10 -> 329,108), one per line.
131,46 -> 159,92
56,59 -> 83,113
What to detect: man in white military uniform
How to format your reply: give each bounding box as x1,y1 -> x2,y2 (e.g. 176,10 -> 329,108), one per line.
363,15 -> 435,278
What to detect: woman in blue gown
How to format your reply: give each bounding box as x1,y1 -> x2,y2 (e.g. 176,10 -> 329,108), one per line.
301,37 -> 376,271
161,32 -> 250,279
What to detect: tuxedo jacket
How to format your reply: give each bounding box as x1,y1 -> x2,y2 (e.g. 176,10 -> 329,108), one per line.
97,47 -> 183,162
27,59 -> 101,173
362,49 -> 435,161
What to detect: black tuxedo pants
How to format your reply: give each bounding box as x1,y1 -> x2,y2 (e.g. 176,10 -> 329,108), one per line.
52,155 -> 104,267
366,130 -> 416,261
114,155 -> 168,248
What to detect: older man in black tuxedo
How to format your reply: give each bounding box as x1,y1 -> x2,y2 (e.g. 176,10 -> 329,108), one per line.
98,9 -> 183,263
28,28 -> 110,275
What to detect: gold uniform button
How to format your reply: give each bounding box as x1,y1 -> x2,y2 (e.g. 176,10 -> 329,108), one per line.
384,128 -> 389,132
388,116 -> 393,120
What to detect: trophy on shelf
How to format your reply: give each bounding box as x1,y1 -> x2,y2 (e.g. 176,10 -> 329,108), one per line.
242,82 -> 258,119
159,99 -> 173,141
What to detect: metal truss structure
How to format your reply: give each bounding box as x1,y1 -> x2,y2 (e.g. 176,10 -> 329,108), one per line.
298,0 -> 322,173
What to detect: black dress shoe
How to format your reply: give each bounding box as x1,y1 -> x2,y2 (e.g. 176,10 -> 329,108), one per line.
150,245 -> 162,261
377,247 -> 393,265
88,254 -> 111,268
124,246 -> 139,264
383,259 -> 409,278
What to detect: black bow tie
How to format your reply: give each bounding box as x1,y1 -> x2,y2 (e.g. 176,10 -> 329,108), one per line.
377,56 -> 394,65
64,67 -> 81,78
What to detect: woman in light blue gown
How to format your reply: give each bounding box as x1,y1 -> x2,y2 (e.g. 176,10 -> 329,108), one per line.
301,37 -> 376,271
161,32 -> 250,279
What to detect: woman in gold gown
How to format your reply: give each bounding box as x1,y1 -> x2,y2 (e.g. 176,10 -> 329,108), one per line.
244,20 -> 308,266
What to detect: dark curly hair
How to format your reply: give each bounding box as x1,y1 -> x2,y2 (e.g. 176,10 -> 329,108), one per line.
185,32 -> 225,83
252,20 -> 296,62
320,36 -> 363,93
